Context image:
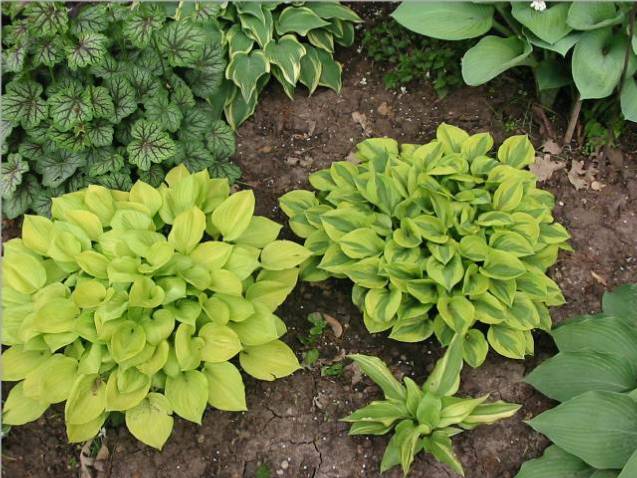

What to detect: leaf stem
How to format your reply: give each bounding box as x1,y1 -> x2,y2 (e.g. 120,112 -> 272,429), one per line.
494,4 -> 521,38
491,20 -> 512,37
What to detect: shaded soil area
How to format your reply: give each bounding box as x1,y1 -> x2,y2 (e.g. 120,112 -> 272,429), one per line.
3,7 -> 637,478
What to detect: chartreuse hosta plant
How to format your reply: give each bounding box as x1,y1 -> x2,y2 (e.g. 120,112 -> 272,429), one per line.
1,165 -> 309,449
391,2 -> 637,122
344,335 -> 520,476
516,284 -> 637,478
1,1 -> 237,219
280,124 -> 570,365
217,1 -> 362,128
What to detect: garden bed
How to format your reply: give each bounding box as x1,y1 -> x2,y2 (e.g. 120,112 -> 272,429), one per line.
3,7 -> 637,478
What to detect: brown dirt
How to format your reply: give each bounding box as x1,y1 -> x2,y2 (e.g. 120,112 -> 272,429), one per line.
3,7 -> 637,478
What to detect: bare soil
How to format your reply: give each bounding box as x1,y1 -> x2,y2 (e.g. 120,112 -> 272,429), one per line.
3,7 -> 637,478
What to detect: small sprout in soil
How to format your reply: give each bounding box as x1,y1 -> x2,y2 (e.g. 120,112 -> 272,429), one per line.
300,312 -> 328,346
255,463 -> 271,478
303,349 -> 320,368
321,363 -> 345,377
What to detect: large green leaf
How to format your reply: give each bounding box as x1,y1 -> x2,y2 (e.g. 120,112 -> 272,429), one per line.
602,284 -> 637,323
462,36 -> 533,86
525,352 -> 637,402
572,28 -> 628,100
127,120 -> 176,171
70,4 -> 109,35
511,2 -> 572,45
515,445 -> 594,478
122,3 -> 165,48
107,77 -> 137,122
530,391 -> 637,469
621,76 -> 637,123
23,2 -> 68,35
158,20 -> 206,67
567,3 -> 624,31
48,86 -> 94,132
391,2 -> 494,41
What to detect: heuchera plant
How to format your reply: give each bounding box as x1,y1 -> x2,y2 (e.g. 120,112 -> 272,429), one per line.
280,124 -> 570,365
1,1 -> 237,219
1,165 -> 310,449
517,284 -> 637,478
344,335 -> 520,476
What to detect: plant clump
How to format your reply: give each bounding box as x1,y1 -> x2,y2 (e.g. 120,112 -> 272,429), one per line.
1,1 -> 237,219
1,165 -> 310,449
344,335 -> 520,476
280,124 -> 570,365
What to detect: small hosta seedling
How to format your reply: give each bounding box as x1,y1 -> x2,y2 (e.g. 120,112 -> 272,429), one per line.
280,124 -> 571,364
1,165 -> 310,449
344,336 -> 520,476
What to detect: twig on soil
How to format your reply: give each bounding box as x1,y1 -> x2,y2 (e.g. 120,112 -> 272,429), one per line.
563,95 -> 582,146
532,104 -> 556,139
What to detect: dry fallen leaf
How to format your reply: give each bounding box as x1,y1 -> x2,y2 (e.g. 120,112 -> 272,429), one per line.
567,160 -> 605,191
377,101 -> 394,117
541,139 -> 563,155
352,111 -> 372,136
257,145 -> 273,154
323,314 -> 343,338
529,154 -> 565,182
80,439 -> 109,478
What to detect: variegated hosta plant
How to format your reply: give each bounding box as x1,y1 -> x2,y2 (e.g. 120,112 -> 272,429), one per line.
218,1 -> 362,128
2,165 -> 309,449
344,335 -> 520,476
280,124 -> 570,365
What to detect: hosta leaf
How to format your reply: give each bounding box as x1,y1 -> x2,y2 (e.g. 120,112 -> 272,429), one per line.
391,2 -> 494,41
306,3 -> 362,23
71,4 -> 109,35
122,3 -> 165,48
159,20 -> 206,68
299,45 -> 322,95
307,28 -> 335,53
530,391 -> 637,469
144,94 -> 183,133
316,48 -> 342,93
125,393 -> 174,450
1,154 -> 29,199
462,36 -> 533,86
226,51 -> 270,102
24,2 -> 68,35
30,36 -> 65,67
264,35 -> 306,85
206,120 -> 236,160
48,86 -> 93,132
2,81 -> 48,128
86,85 -> 115,120
572,28 -> 628,100
515,445 -> 594,478
38,150 -> 87,188
511,2 -> 571,45
127,120 -> 176,171
107,77 -> 137,122
66,32 -> 108,70
275,6 -> 331,36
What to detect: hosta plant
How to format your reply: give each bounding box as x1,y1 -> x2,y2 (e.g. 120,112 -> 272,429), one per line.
1,1 -> 237,219
516,284 -> 637,478
391,2 -> 637,122
344,335 -> 520,476
1,165 -> 309,449
216,1 -> 362,128
279,124 -> 570,365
